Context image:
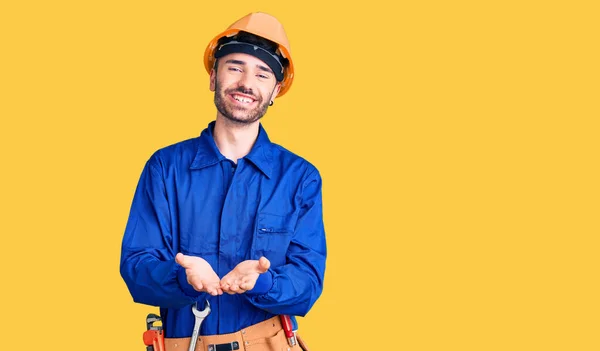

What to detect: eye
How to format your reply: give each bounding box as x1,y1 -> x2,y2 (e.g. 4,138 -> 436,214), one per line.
228,67 -> 242,73
257,73 -> 271,80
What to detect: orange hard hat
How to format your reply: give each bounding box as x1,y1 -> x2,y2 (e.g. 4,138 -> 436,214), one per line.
203,12 -> 295,97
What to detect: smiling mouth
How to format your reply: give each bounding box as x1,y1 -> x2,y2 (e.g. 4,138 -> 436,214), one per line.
230,94 -> 256,105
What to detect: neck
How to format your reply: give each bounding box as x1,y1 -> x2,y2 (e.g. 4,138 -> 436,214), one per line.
213,115 -> 260,163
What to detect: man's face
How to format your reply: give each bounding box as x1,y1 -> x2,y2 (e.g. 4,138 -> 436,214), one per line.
210,52 -> 281,125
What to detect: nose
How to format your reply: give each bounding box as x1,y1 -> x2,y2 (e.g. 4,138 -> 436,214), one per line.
237,71 -> 255,93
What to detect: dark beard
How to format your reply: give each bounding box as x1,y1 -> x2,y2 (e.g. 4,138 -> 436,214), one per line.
214,81 -> 271,125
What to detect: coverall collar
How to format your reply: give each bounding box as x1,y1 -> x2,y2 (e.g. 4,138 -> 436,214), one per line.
190,120 -> 273,178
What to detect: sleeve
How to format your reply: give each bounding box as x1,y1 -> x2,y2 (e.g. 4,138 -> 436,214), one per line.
119,154 -> 206,309
245,168 -> 327,316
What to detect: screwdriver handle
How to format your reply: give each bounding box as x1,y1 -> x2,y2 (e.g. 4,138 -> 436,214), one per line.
279,315 -> 297,346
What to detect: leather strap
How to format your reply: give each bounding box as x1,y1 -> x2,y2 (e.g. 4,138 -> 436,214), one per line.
164,316 -> 306,351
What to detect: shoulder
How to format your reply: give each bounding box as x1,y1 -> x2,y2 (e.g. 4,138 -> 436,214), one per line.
146,137 -> 200,170
270,142 -> 321,182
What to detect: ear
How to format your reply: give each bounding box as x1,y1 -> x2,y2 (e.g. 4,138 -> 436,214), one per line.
209,68 -> 216,92
271,82 -> 282,101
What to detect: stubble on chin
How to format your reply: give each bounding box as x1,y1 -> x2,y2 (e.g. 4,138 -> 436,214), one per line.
214,82 -> 270,125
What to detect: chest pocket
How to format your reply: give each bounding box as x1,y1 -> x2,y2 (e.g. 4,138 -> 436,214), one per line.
253,212 -> 296,267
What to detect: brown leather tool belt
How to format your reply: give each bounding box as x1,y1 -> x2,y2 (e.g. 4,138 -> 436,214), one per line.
164,316 -> 309,351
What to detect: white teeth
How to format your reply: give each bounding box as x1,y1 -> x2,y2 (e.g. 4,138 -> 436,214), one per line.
233,95 -> 253,103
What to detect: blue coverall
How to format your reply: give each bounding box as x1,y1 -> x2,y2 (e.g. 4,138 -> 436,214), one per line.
120,121 -> 327,338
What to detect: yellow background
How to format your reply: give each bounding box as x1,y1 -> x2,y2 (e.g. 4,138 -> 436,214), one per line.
1,0 -> 598,350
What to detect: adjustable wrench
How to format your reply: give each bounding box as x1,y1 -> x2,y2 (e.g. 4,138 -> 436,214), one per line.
188,300 -> 211,351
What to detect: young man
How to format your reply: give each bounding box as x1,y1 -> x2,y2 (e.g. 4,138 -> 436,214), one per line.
120,12 -> 326,350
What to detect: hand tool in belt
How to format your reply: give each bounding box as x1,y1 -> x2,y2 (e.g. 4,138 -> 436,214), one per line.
143,313 -> 165,351
188,300 -> 211,351
279,315 -> 297,347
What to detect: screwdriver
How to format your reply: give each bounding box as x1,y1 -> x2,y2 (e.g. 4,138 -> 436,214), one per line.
279,315 -> 297,347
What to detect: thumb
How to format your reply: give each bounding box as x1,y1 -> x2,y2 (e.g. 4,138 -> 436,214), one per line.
175,253 -> 192,268
257,256 -> 270,273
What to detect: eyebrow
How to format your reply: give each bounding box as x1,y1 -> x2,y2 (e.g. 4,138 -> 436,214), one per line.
225,59 -> 273,75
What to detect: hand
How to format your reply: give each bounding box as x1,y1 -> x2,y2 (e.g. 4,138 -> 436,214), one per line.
220,257 -> 271,294
175,253 -> 223,296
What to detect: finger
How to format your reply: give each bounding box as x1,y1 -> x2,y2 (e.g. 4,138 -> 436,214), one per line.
221,283 -> 235,294
230,283 -> 242,293
188,277 -> 203,291
210,280 -> 222,289
240,277 -> 252,289
220,277 -> 233,288
207,285 -> 219,296
258,257 -> 271,273
175,253 -> 192,269
204,282 -> 215,294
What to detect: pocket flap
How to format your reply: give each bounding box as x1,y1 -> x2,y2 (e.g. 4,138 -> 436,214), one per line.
257,213 -> 293,234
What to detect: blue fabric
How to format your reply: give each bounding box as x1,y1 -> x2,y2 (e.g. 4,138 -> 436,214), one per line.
120,121 -> 327,337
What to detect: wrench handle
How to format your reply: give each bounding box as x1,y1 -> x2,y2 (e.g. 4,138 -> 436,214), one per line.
153,333 -> 165,351
188,321 -> 202,351
190,325 -> 200,344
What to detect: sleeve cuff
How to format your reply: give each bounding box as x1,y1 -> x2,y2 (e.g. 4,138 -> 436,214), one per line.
246,269 -> 273,296
177,264 -> 205,298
